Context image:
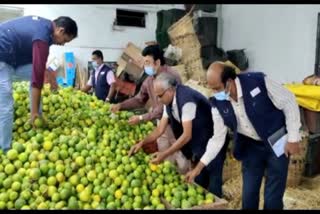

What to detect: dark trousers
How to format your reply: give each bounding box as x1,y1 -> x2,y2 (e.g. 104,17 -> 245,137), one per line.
194,135 -> 229,198
238,134 -> 289,210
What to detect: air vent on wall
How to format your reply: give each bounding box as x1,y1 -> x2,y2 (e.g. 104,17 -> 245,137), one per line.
115,9 -> 146,28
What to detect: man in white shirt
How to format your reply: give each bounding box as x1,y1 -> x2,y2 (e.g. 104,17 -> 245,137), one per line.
81,50 -> 116,102
129,72 -> 229,197
185,61 -> 301,209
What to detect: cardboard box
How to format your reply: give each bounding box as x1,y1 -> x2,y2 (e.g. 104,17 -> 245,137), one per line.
124,61 -> 144,81
123,42 -> 144,67
117,42 -> 144,79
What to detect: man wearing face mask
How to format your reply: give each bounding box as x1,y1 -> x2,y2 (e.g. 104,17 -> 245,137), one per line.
0,16 -> 78,153
129,72 -> 230,197
111,44 -> 191,174
81,50 -> 116,102
185,61 -> 301,209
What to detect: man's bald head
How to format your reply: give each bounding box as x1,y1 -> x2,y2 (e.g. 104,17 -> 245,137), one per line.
207,61 -> 237,91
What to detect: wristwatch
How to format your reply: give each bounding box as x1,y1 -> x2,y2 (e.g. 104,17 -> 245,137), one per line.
139,115 -> 143,121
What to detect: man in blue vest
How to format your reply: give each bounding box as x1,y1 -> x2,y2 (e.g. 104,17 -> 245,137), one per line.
185,61 -> 301,209
129,72 -> 229,197
81,50 -> 116,102
0,16 -> 78,152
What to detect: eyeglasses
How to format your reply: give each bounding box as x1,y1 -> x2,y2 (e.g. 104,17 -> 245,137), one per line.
157,87 -> 171,99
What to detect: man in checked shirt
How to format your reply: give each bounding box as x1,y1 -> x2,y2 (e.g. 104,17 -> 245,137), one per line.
111,45 -> 191,174
186,61 -> 301,210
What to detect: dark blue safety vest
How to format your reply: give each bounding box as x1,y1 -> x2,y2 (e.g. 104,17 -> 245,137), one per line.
165,85 -> 214,161
210,72 -> 286,160
92,64 -> 113,101
0,15 -> 53,68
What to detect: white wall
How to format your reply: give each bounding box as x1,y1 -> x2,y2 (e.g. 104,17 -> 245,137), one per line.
220,4 -> 320,83
2,4 -> 185,69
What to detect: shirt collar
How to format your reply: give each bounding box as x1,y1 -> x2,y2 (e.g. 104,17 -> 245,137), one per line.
173,91 -> 177,106
235,77 -> 243,98
95,63 -> 104,72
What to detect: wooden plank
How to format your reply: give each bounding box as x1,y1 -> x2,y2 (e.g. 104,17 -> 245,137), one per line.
161,182 -> 228,210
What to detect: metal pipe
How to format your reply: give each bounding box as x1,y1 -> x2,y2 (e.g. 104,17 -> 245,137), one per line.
315,13 -> 320,76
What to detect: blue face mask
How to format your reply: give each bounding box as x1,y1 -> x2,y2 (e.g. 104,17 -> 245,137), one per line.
92,61 -> 98,68
214,90 -> 230,101
144,66 -> 156,76
214,83 -> 230,101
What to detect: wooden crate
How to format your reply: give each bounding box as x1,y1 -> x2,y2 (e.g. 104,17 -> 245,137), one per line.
161,196 -> 227,210
161,183 -> 228,210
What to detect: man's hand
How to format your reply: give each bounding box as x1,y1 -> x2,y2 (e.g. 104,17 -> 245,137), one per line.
285,142 -> 300,157
185,161 -> 206,183
30,112 -> 40,128
50,84 -> 58,93
185,168 -> 202,183
111,104 -> 121,113
150,151 -> 166,164
49,79 -> 58,92
128,141 -> 144,156
128,115 -> 141,125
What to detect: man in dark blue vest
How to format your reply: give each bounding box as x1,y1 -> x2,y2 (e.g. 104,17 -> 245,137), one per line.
185,61 -> 301,209
129,72 -> 229,197
81,50 -> 116,102
0,16 -> 78,152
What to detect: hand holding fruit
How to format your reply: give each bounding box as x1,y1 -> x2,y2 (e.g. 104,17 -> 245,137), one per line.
185,162 -> 206,183
50,81 -> 59,92
30,112 -> 40,128
30,113 -> 48,129
185,168 -> 201,183
128,141 -> 144,156
150,151 -> 166,164
128,115 -> 140,125
111,104 -> 121,113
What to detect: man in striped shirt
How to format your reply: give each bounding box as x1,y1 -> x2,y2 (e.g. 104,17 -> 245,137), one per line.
186,61 -> 301,209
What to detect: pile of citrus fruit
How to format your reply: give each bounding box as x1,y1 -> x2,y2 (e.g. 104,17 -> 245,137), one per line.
0,82 -> 215,210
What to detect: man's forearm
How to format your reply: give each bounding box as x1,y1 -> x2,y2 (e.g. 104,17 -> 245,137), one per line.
142,126 -> 164,145
141,111 -> 162,122
107,84 -> 116,100
120,97 -> 146,111
31,87 -> 41,115
194,161 -> 206,172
